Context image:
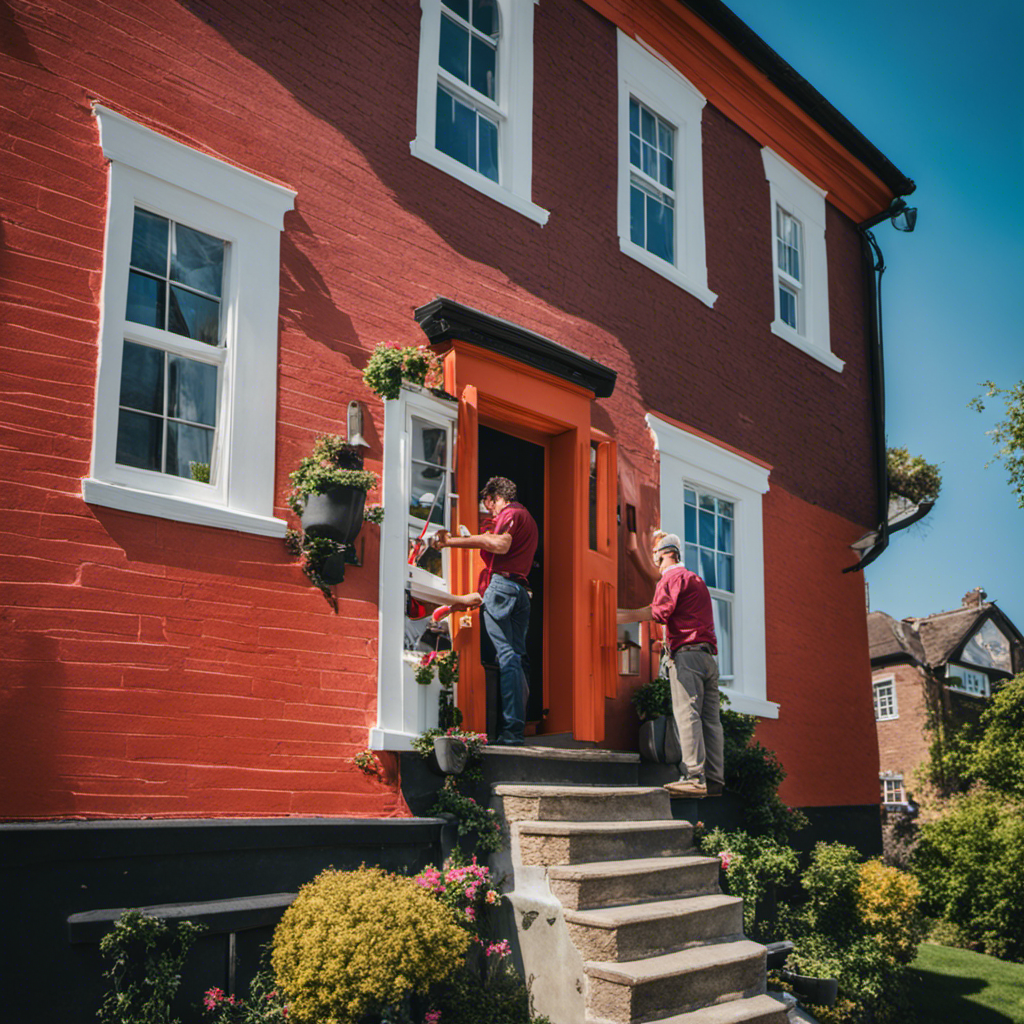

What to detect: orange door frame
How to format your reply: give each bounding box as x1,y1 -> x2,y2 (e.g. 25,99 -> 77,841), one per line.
443,342 -> 617,742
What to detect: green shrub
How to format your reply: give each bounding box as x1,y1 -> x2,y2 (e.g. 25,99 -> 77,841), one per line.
700,827 -> 798,936
912,788 -> 1024,961
971,673 -> 1024,798
271,867 -> 470,1024
631,675 -> 671,721
857,859 -> 924,964
886,446 -> 942,504
98,910 -> 204,1024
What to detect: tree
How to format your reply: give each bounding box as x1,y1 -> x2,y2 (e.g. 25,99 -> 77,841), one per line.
968,379 -> 1024,508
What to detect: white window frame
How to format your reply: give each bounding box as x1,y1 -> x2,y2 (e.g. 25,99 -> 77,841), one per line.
873,675 -> 898,720
947,663 -> 990,698
372,385 -> 460,751
880,773 -> 905,805
84,106 -> 295,536
411,0 -> 548,225
617,32 -> 716,308
761,147 -> 842,372
647,413 -> 775,717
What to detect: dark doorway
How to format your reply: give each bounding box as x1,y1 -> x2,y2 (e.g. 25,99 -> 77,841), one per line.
478,424 -> 545,731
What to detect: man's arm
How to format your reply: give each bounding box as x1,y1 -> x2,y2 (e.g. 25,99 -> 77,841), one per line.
433,529 -> 511,554
617,605 -> 654,624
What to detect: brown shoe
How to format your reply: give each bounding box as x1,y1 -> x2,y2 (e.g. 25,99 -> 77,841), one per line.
663,778 -> 707,798
706,782 -> 724,797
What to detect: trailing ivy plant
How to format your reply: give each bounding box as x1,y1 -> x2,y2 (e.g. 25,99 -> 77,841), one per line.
284,530 -> 344,612
362,342 -> 443,401
98,910 -> 204,1024
286,435 -> 377,518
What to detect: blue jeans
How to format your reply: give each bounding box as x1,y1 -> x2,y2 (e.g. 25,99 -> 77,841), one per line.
482,575 -> 531,742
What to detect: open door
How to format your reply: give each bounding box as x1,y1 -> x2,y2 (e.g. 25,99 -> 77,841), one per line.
451,384 -> 487,733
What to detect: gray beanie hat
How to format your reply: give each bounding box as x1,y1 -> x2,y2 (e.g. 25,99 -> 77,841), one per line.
655,533 -> 681,554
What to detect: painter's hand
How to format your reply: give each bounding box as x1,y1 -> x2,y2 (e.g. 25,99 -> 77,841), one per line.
431,529 -> 451,549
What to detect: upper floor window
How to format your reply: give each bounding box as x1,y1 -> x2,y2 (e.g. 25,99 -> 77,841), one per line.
648,413 -> 773,718
881,774 -> 905,805
761,148 -> 842,372
683,487 -> 734,681
617,32 -> 716,308
84,106 -> 295,537
948,663 -> 990,697
412,0 -> 548,225
873,676 -> 898,720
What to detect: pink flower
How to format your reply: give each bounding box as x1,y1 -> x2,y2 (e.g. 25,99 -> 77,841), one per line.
424,1011 -> 442,1024
486,940 -> 511,959
718,850 -> 736,871
485,890 -> 497,904
203,987 -> 225,1011
465,906 -> 477,921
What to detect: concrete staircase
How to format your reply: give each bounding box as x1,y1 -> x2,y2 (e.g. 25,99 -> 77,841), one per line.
494,784 -> 787,1024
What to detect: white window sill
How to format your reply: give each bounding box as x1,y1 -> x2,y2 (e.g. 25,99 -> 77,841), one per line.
720,687 -> 779,719
369,727 -> 417,752
409,139 -> 550,226
83,478 -> 288,537
770,320 -> 845,372
619,238 -> 717,308
876,714 -> 900,722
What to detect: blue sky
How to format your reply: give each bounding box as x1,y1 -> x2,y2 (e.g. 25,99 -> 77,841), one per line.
722,0 -> 1024,626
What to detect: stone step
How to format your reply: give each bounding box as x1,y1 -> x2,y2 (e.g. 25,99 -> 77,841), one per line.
565,893 -> 743,962
496,784 -> 672,823
587,992 -> 788,1024
548,855 -> 722,910
481,745 -> 641,787
516,819 -> 694,866
585,939 -> 767,1024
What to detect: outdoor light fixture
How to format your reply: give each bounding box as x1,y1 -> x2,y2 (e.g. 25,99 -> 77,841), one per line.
618,625 -> 641,676
347,400 -> 369,447
890,202 -> 917,232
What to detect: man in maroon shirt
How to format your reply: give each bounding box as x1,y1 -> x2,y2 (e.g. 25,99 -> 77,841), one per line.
619,533 -> 723,797
433,476 -> 538,745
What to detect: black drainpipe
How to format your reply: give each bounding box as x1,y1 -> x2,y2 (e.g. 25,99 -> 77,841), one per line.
843,204 -> 905,573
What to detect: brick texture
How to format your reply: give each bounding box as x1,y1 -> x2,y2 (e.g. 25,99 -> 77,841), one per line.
1,0 -> 882,818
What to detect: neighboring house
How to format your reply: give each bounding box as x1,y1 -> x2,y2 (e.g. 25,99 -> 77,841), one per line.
869,588 -> 1024,805
2,1 -> 915,1014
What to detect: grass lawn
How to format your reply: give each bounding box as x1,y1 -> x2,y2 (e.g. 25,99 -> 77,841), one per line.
908,942 -> 1024,1023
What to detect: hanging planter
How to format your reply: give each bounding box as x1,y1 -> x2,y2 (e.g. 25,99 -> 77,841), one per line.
362,342 -> 443,400
284,435 -> 379,608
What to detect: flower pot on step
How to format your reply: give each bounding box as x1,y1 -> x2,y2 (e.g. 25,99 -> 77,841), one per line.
638,714 -> 682,764
782,970 -> 839,1007
301,484 -> 367,545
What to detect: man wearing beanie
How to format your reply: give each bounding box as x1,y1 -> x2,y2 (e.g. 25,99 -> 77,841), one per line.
618,533 -> 723,798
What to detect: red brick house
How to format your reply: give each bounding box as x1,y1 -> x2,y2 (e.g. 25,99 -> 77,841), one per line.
869,588 -> 1024,805
2,0 -> 915,1014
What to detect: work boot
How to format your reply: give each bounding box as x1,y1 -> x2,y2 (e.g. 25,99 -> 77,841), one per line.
663,777 -> 707,798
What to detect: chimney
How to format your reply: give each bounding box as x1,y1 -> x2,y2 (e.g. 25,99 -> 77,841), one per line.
962,587 -> 988,608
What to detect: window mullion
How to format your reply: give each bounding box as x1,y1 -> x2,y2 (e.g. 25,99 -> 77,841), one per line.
437,70 -> 505,120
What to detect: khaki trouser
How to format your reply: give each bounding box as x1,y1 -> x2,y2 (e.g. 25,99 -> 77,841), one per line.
665,648 -> 724,786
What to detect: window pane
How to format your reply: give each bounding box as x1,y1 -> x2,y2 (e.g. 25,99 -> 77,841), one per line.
718,499 -> 734,518
658,120 -> 673,161
412,418 -> 448,466
169,285 -> 221,345
126,271 -> 165,328
684,488 -> 696,505
478,115 -> 499,182
409,524 -> 444,578
779,286 -> 797,329
119,341 -> 164,414
410,464 -> 448,525
472,0 -> 497,37
699,493 -> 715,511
436,87 -> 476,170
167,421 -> 214,480
629,98 -> 639,137
444,0 -> 469,21
717,553 -> 734,593
168,354 -> 217,426
700,547 -> 716,588
713,597 -> 732,677
660,149 -> 673,191
171,224 -> 224,298
684,544 -> 698,573
718,514 -> 733,553
470,35 -> 496,99
116,409 -> 162,471
684,503 -> 696,543
439,15 -> 469,83
629,132 -> 641,168
642,141 -> 655,178
131,209 -> 168,276
641,106 -> 656,145
646,194 -> 673,263
699,509 -> 715,549
629,184 -> 644,248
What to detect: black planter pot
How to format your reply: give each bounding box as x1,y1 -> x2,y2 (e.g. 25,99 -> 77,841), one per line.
638,714 -> 682,764
782,970 -> 839,1007
318,550 -> 348,585
301,484 -> 367,545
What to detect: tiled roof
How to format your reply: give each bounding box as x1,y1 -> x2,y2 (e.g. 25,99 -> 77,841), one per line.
912,605 -> 990,667
867,611 -> 927,663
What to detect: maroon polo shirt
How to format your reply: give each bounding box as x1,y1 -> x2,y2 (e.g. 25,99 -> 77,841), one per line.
651,564 -> 718,654
480,501 -> 537,593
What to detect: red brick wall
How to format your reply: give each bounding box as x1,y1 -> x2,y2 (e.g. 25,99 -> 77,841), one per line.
874,663 -> 932,791
757,486 -> 880,807
0,0 -> 879,818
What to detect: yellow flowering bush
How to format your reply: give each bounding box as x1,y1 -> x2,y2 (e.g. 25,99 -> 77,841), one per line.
857,859 -> 924,965
271,866 -> 470,1024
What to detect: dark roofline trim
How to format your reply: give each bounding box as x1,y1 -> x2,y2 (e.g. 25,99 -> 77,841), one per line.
414,297 -> 618,399
680,0 -> 915,198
